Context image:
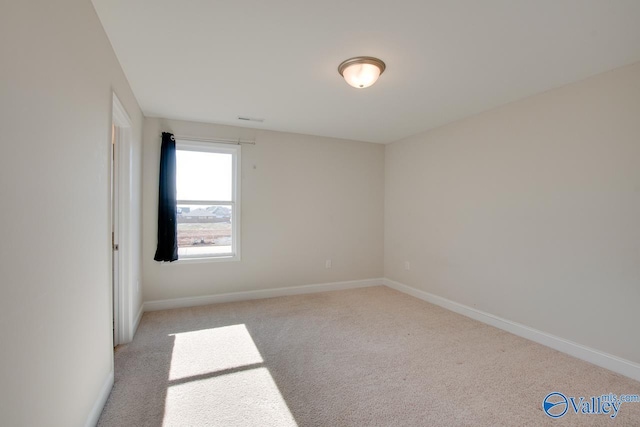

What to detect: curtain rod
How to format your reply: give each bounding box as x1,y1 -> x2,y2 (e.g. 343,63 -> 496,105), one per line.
164,134 -> 256,145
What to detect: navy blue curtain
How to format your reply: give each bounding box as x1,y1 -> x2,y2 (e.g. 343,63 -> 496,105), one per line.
154,132 -> 178,262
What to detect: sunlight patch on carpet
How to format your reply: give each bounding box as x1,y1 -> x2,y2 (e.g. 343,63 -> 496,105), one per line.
164,325 -> 296,426
168,324 -> 264,380
163,367 -> 297,426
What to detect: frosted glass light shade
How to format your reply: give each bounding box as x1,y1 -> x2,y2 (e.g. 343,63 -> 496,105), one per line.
338,57 -> 386,89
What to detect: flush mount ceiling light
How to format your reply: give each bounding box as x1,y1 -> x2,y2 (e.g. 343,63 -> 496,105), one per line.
338,56 -> 386,89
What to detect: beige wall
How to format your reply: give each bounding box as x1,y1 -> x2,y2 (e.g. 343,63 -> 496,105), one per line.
143,118 -> 384,301
0,0 -> 143,425
385,62 -> 640,364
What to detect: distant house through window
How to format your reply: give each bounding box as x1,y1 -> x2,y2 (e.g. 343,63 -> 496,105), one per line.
176,140 -> 241,260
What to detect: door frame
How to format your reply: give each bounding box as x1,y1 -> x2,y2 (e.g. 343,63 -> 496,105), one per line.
111,92 -> 134,346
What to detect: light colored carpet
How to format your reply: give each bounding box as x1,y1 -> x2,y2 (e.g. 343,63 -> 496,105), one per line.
98,286 -> 640,426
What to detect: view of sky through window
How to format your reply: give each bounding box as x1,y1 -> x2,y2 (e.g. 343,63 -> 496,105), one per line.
176,150 -> 232,201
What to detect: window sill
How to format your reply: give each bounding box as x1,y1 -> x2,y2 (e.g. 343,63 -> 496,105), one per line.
160,254 -> 240,265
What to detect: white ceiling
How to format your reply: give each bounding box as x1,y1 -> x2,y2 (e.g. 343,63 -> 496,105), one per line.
92,0 -> 640,144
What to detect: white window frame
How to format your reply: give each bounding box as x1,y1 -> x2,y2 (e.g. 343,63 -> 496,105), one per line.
175,139 -> 241,262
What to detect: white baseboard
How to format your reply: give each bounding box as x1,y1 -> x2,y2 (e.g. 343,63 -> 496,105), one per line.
132,304 -> 144,338
143,278 -> 383,312
383,278 -> 640,382
85,369 -> 114,427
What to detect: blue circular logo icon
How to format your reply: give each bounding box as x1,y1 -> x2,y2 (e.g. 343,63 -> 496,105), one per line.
543,392 -> 568,418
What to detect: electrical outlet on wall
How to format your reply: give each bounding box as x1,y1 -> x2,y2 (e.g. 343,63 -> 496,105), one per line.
325,259 -> 332,269
404,261 -> 410,271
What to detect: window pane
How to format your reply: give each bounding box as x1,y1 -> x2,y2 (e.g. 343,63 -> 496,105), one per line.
177,204 -> 233,257
176,150 -> 232,201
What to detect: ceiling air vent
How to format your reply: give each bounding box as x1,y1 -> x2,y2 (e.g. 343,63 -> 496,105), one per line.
237,116 -> 264,123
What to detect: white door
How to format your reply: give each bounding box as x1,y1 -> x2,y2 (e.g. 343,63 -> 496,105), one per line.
111,123 -> 120,347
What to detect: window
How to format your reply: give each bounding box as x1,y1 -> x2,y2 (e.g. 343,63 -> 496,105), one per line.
175,140 -> 240,261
